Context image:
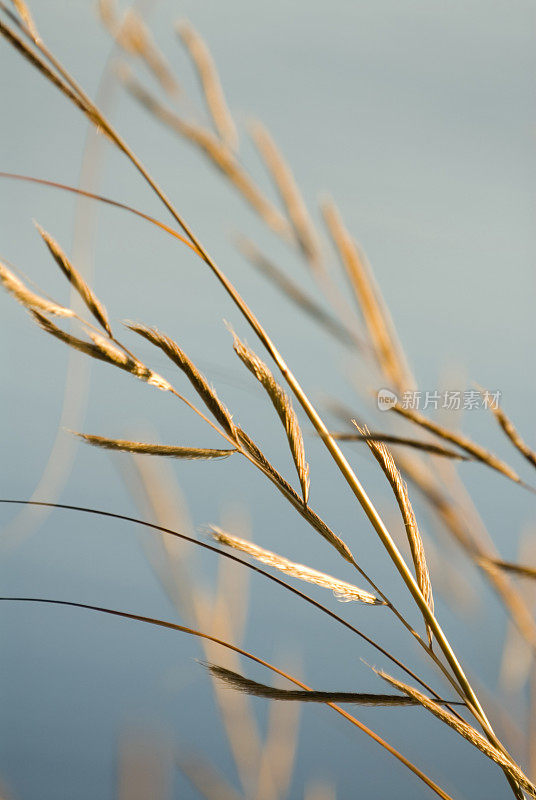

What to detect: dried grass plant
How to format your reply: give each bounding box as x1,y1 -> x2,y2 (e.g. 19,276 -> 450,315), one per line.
1,2 -> 535,798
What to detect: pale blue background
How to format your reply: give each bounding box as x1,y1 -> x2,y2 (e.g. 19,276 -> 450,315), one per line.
1,1 -> 535,798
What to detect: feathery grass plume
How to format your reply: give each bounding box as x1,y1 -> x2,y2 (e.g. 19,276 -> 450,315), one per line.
329,430 -> 471,460
74,432 -> 236,460
11,0 -> 39,41
357,425 -> 434,640
236,236 -> 362,350
209,526 -> 380,604
207,663 -> 452,705
98,0 -> 179,97
375,669 -> 536,798
31,312 -> 172,391
0,260 -> 74,317
119,68 -> 291,240
392,404 -> 523,485
486,400 -> 536,470
176,20 -> 238,152
232,331 -> 310,504
35,223 -> 112,335
322,198 -> 414,394
250,120 -> 320,266
234,428 -> 354,563
127,323 -> 236,438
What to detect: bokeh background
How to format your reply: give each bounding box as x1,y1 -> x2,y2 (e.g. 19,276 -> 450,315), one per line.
1,1 -> 535,798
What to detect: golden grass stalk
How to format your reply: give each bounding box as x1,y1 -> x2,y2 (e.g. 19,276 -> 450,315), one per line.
35,223 -> 112,335
393,404 -> 523,485
250,120 -> 320,266
74,433 -> 236,460
330,430 -> 470,460
127,322 -> 236,438
0,16 -> 504,766
322,198 -> 414,394
209,526 -> 381,605
207,664 -> 458,706
232,332 -> 310,504
236,235 -> 362,350
376,668 -> 536,798
98,0 -> 179,96
120,68 -> 291,239
488,402 -> 536,470
176,20 -> 238,151
358,426 -> 434,642
0,260 -> 74,317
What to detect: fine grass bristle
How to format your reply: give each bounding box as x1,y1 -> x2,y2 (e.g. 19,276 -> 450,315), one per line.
0,260 -> 74,317
232,331 -> 310,504
209,526 -> 381,605
176,19 -> 238,151
35,222 -> 112,336
74,432 -> 236,460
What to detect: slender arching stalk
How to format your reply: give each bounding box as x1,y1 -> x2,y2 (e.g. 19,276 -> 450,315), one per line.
0,495 -> 462,716
0,10 -> 528,796
0,595 -> 455,800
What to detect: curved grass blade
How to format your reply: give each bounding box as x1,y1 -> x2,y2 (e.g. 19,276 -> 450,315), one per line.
0,594 -> 456,800
0,497 -> 452,705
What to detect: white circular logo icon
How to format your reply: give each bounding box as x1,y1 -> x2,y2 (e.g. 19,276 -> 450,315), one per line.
377,388 -> 398,411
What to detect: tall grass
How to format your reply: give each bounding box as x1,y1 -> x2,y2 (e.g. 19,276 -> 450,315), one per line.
1,2 -> 535,797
